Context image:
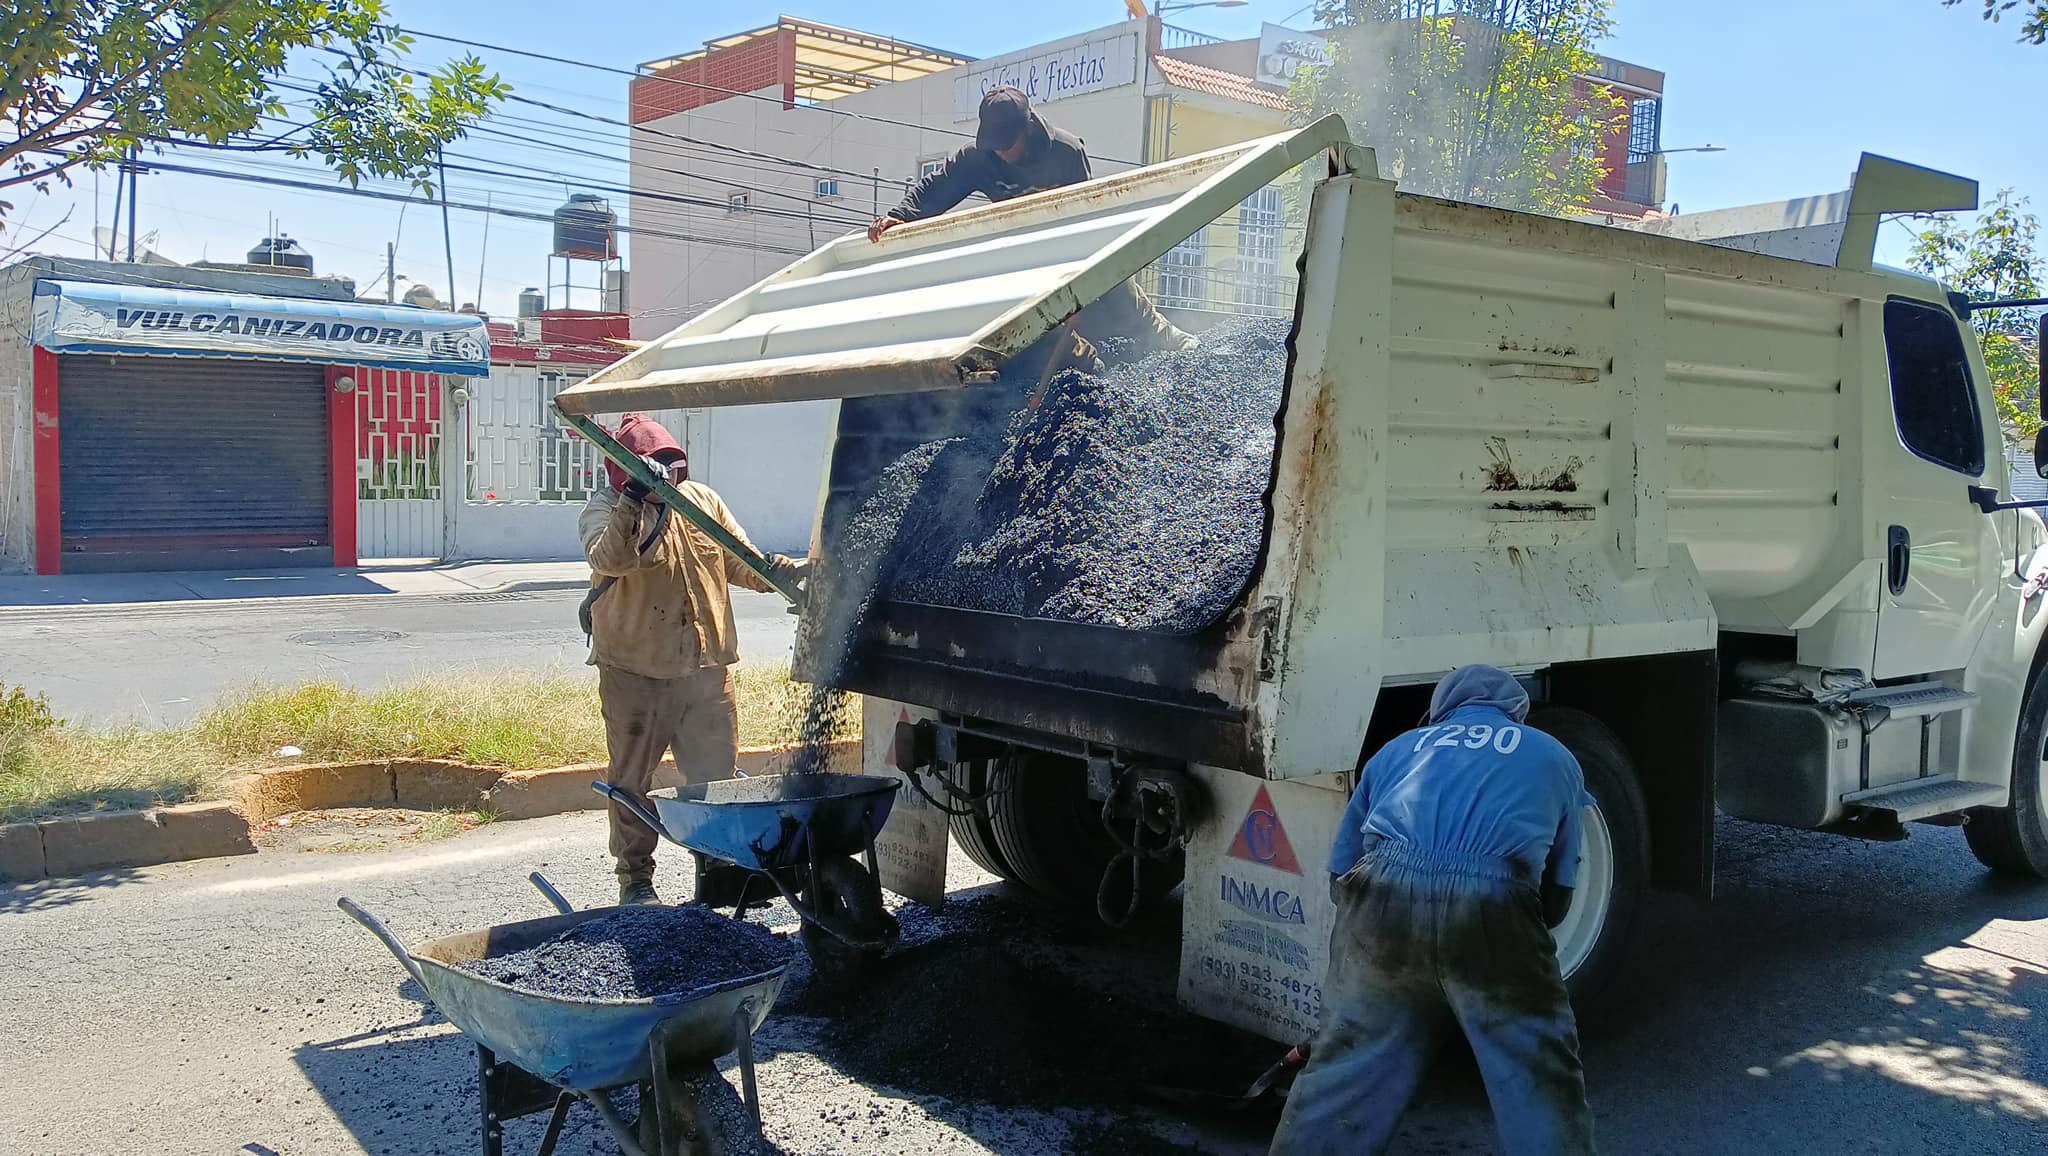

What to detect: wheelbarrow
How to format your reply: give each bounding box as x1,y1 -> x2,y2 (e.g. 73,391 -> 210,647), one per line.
593,774 -> 903,976
339,872 -> 786,1156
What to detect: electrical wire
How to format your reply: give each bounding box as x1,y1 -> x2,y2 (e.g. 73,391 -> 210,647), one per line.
120,156 -> 813,256
399,27 -> 1146,169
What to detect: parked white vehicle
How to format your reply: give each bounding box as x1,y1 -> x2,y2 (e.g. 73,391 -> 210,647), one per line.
558,119 -> 2048,1042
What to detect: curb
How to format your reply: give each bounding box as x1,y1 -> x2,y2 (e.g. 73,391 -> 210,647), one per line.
0,737 -> 862,884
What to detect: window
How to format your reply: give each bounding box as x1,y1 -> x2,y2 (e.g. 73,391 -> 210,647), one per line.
816,178 -> 840,199
1628,97 -> 1662,164
918,159 -> 945,180
1883,297 -> 1985,475
727,191 -> 749,213
1234,186 -> 1285,314
1155,233 -> 1207,309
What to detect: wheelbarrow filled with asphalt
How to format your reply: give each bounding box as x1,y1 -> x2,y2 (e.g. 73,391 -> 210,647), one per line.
594,773 -> 902,975
340,873 -> 786,1156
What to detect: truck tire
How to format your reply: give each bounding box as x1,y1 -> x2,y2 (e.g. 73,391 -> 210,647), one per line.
1965,660 -> 2048,877
946,759 -> 1016,882
987,750 -> 1184,913
1527,706 -> 1649,1010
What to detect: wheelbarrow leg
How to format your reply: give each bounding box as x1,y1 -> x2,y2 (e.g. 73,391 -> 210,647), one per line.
585,1088 -> 649,1156
534,1092 -> 574,1156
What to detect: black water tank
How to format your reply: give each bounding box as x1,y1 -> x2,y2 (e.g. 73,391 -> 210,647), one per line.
247,235 -> 314,273
518,287 -> 545,317
553,194 -> 616,260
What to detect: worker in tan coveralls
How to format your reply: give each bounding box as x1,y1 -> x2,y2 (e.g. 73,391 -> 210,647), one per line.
580,413 -> 808,907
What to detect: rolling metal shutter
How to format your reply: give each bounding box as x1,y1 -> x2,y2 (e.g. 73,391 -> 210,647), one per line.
58,355 -> 330,569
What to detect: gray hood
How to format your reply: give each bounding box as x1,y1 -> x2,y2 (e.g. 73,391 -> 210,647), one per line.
1429,665 -> 1530,724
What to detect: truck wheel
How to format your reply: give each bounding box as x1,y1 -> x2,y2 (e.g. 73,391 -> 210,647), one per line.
1527,707 -> 1649,1009
988,750 -> 1184,913
1965,660 -> 2048,877
946,759 -> 1016,882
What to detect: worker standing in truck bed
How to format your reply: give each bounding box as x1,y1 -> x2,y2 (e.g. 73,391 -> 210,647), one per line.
1270,665 -> 1595,1156
868,83 -> 1194,361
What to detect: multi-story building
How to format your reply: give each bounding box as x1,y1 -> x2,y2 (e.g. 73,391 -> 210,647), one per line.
625,15 -> 1666,548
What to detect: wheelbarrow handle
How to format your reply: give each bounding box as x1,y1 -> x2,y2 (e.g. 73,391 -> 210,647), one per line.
337,897 -> 427,987
590,780 -> 671,841
527,871 -> 575,916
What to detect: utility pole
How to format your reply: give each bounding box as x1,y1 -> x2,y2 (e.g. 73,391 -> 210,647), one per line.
437,147 -> 457,311
385,242 -> 397,304
123,146 -> 139,262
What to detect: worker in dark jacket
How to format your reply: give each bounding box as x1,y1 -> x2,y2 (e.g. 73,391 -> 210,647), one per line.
1270,665 -> 1596,1156
868,85 -> 1193,361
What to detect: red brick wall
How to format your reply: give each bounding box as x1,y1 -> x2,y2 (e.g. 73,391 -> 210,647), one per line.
630,30 -> 794,123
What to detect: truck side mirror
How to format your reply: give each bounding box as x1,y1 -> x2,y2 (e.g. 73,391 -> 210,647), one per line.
2039,312 -> 2047,420
2035,426 -> 2048,480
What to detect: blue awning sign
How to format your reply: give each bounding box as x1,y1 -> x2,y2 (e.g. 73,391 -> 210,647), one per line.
29,279 -> 492,375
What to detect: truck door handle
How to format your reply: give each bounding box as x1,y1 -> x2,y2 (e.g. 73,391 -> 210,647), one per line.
1887,525 -> 1911,596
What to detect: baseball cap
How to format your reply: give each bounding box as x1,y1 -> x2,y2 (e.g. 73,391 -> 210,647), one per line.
976,85 -> 1031,151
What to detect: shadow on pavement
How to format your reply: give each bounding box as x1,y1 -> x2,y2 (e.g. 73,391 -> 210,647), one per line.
1570,818 -> 2048,1153
0,866 -> 145,913
292,1026 -> 630,1156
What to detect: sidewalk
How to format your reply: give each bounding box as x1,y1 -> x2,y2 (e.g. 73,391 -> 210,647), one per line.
0,559 -> 592,610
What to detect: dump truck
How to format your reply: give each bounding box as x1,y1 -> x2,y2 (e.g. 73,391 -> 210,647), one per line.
555,117 -> 2048,1043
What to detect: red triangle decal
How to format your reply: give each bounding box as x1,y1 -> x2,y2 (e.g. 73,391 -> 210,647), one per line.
1226,784 -> 1303,876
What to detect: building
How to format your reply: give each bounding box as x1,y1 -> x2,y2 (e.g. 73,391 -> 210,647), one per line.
0,256 -> 491,574
624,15 -> 1667,549
0,254 -> 651,574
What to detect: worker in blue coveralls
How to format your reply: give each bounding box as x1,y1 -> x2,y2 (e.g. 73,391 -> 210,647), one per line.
1269,665 -> 1596,1156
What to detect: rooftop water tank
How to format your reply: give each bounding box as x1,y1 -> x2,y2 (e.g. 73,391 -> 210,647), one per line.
247,235 -> 314,273
553,194 -> 616,261
518,287 -> 545,318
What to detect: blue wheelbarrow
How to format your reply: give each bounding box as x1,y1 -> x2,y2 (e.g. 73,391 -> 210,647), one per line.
339,872 -> 786,1156
593,773 -> 904,975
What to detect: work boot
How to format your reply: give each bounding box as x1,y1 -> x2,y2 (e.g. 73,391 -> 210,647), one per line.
618,878 -> 661,906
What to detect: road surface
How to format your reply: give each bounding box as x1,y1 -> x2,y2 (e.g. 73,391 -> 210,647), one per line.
3,809 -> 2044,1154
0,589 -> 798,725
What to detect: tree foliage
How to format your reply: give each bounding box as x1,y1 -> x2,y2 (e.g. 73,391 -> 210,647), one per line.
1946,0 -> 2048,44
1291,0 -> 1626,214
1909,189 -> 2043,438
0,1 -> 507,225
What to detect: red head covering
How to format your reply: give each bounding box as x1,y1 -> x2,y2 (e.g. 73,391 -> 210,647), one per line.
604,413 -> 687,492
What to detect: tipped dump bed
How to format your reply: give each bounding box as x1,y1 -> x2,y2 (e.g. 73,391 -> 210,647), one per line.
553,119 -> 1350,414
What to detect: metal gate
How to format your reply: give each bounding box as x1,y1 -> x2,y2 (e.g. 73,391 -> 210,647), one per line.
355,367 -> 444,559
57,354 -> 329,571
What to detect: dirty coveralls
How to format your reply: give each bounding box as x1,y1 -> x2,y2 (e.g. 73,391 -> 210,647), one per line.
1270,666 -> 1595,1156
580,482 -> 785,886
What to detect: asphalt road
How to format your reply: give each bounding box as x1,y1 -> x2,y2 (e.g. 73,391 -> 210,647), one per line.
0,589 -> 798,725
3,810 -> 2044,1154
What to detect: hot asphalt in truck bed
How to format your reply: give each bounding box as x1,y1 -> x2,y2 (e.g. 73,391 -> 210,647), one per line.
871,315 -> 1291,635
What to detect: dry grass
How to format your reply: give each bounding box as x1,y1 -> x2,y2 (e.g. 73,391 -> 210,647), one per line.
0,668 -> 856,824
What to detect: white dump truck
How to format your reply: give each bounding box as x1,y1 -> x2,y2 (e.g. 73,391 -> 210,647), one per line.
556,117 -> 2048,1043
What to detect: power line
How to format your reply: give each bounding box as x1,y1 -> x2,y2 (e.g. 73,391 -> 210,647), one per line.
400,26 -> 1145,169
122,157 -> 813,257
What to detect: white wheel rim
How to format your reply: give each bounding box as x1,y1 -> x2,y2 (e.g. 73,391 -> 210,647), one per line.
1551,802 -> 1614,980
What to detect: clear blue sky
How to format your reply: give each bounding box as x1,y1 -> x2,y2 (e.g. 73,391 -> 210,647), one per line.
12,0 -> 2044,318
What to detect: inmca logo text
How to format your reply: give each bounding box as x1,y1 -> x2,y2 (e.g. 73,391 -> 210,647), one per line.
1220,874 -> 1306,925
116,309 -> 430,349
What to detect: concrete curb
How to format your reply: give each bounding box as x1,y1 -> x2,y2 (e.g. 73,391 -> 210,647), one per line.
0,737 -> 863,883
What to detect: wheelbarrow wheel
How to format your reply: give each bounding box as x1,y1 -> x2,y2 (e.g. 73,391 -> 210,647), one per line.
800,854 -> 897,979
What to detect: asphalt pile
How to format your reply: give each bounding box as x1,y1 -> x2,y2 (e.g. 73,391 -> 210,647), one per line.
460,906 -> 792,1001
882,314 -> 1290,633
811,907 -> 1269,1108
